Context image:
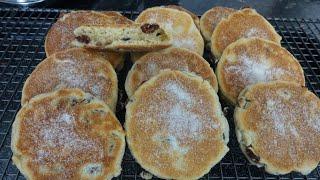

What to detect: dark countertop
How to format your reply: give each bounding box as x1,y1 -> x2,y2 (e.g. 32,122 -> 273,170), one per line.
0,0 -> 320,19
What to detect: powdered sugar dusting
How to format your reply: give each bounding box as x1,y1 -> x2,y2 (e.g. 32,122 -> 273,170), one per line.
56,59 -> 88,88
167,135 -> 189,154
161,81 -> 205,139
162,21 -> 174,32
243,28 -> 268,39
90,84 -> 102,95
172,39 -> 196,50
264,99 -> 300,136
146,62 -> 158,75
265,99 -> 285,134
305,100 -> 320,132
37,111 -> 103,163
290,126 -> 299,137
310,113 -> 320,132
137,79 -> 220,141
164,81 -> 192,104
55,59 -> 105,98
145,13 -> 159,24
312,117 -> 320,132
131,73 -> 227,172
17,92 -> 124,178
146,13 -> 174,32
225,54 -> 291,85
165,104 -> 202,137
262,91 -> 320,137
57,112 -> 74,124
249,87 -> 320,163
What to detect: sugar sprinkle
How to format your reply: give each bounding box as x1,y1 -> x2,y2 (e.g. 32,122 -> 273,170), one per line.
225,54 -> 291,85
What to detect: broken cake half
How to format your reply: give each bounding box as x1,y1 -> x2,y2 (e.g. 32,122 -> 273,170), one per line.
72,23 -> 172,52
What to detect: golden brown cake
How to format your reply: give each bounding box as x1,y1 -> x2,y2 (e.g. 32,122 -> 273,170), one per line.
45,11 -> 133,69
235,81 -> 320,175
125,47 -> 218,97
200,6 -> 236,43
12,88 -> 125,179
211,8 -> 281,58
135,7 -> 204,56
216,38 -> 304,105
22,48 -> 118,112
126,70 -> 229,179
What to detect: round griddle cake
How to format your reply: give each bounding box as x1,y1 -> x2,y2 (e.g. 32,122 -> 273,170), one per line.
234,81 -> 320,175
135,7 -> 204,56
11,88 -> 125,179
45,11 -> 133,69
200,6 -> 236,43
216,38 -> 305,105
125,70 -> 229,179
211,8 -> 281,58
22,48 -> 118,112
125,47 -> 218,97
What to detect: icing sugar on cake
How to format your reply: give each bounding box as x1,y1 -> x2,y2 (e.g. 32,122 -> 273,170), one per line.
146,62 -> 158,75
264,99 -> 300,136
55,58 -> 105,97
126,70 -> 229,178
243,28 -> 268,39
161,20 -> 174,33
13,88 -> 125,179
146,13 -> 174,33
165,103 -> 203,138
172,39 -> 196,50
131,75 -> 223,168
35,111 -> 103,164
242,83 -> 320,165
225,54 -> 291,84
56,59 -> 88,88
164,81 -> 193,104
260,88 -> 320,139
304,99 -> 320,132
160,80 -> 205,140
146,79 -> 219,141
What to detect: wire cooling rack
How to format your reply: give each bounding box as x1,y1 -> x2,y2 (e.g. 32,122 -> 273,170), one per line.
0,8 -> 319,180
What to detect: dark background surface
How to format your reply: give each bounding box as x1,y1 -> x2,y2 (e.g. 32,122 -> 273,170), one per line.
0,0 -> 320,19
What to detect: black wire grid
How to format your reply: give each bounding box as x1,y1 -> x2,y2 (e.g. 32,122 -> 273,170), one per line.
0,8 -> 319,180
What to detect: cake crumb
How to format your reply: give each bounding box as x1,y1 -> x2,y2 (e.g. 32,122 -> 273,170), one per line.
140,171 -> 153,179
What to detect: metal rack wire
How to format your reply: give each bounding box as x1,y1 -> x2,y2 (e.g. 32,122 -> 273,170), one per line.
0,8 -> 319,180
